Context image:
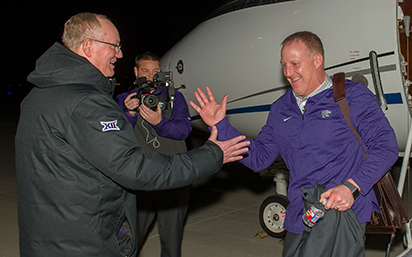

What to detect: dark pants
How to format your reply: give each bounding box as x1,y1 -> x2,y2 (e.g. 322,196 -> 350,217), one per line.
282,223 -> 366,257
136,186 -> 191,257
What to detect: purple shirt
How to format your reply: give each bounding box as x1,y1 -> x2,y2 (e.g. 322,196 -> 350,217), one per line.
215,79 -> 398,233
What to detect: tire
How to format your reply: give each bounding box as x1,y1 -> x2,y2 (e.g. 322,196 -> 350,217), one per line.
259,195 -> 289,238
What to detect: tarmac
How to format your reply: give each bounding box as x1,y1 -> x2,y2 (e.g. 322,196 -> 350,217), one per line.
1,110 -> 411,257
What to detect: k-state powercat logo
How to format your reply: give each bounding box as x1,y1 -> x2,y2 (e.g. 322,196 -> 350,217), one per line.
321,110 -> 332,118
100,120 -> 120,132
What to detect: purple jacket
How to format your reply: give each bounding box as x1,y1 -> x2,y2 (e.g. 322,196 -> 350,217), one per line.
115,86 -> 192,140
215,79 -> 398,233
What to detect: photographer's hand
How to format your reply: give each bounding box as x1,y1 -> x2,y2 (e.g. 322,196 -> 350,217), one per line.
189,86 -> 228,126
124,93 -> 140,116
139,105 -> 162,125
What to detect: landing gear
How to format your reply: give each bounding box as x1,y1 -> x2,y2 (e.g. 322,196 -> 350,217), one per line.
259,194 -> 289,238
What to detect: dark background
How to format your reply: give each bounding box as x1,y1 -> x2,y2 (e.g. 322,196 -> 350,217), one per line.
1,0 -> 224,116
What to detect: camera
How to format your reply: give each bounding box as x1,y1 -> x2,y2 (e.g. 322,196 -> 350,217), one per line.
128,71 -> 174,111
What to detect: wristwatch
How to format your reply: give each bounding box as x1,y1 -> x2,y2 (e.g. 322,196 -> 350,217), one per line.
340,181 -> 360,199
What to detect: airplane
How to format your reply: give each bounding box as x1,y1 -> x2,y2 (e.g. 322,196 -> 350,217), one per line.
159,0 -> 412,255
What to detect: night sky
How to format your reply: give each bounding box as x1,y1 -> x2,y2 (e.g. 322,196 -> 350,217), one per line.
2,0 -> 224,111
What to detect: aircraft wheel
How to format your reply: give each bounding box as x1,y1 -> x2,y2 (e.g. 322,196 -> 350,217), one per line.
259,195 -> 289,238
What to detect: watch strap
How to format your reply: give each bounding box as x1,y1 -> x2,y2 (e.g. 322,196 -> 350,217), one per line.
340,180 -> 360,199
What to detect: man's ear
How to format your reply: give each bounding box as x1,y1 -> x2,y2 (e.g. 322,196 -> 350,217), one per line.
134,66 -> 138,77
81,38 -> 93,57
314,53 -> 323,69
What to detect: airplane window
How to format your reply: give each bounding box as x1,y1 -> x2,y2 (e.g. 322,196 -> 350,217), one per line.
206,0 -> 296,20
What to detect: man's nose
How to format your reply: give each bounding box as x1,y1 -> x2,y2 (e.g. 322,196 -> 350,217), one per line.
116,49 -> 123,58
283,65 -> 292,77
148,72 -> 156,80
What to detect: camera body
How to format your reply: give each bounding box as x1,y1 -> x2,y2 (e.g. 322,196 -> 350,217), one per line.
129,71 -> 174,111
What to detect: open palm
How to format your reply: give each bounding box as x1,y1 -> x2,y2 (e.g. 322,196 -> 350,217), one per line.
189,86 -> 228,126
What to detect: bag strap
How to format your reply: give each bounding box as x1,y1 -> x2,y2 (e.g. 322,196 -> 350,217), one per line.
332,72 -> 368,158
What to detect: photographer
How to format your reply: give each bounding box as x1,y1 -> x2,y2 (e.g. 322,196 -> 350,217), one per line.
115,51 -> 191,257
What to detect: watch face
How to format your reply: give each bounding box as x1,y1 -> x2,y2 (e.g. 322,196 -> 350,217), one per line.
353,189 -> 360,199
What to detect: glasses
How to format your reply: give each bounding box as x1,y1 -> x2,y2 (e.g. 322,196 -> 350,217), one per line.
90,39 -> 122,53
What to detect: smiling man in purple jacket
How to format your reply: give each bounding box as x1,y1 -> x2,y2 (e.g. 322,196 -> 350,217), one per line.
190,31 -> 398,256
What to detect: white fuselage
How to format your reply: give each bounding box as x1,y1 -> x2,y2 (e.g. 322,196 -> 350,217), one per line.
161,0 -> 411,151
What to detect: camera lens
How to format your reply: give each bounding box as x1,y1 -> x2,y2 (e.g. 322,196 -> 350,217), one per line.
142,95 -> 158,108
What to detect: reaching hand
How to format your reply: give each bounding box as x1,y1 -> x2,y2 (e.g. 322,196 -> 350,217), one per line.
189,86 -> 228,127
208,126 -> 249,164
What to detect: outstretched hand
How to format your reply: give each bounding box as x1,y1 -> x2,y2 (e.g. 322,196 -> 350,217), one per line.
189,86 -> 228,127
208,126 -> 249,164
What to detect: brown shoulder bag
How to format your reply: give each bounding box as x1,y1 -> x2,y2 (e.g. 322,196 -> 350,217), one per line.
332,72 -> 408,234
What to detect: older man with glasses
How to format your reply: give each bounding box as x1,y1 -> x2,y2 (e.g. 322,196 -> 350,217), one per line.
15,12 -> 249,257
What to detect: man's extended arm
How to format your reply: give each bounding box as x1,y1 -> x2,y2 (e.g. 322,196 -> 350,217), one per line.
69,93 -> 250,190
190,86 -> 280,172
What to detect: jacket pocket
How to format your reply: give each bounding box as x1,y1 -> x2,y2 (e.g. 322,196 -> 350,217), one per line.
115,214 -> 134,257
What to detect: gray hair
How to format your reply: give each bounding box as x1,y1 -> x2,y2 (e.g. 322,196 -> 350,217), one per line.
62,12 -> 108,51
